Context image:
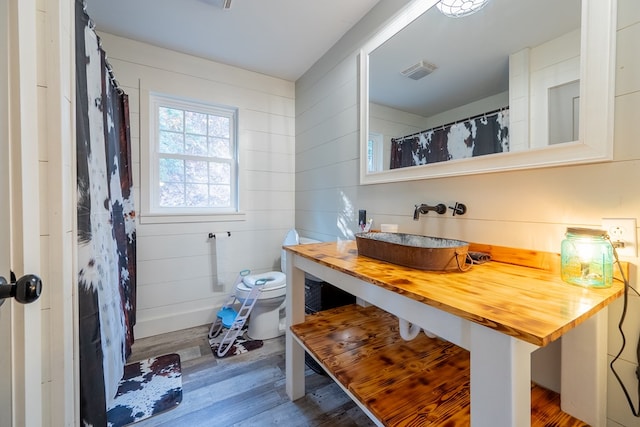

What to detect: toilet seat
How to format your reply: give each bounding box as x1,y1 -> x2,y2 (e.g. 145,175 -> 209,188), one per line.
236,271 -> 286,299
242,271 -> 285,289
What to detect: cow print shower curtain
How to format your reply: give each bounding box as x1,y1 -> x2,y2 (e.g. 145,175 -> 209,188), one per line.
76,0 -> 137,425
390,109 -> 509,169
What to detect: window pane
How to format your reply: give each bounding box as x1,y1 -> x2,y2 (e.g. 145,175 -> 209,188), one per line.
185,111 -> 208,135
159,183 -> 185,207
185,160 -> 208,184
159,107 -> 183,132
185,134 -> 208,156
159,131 -> 184,154
152,95 -> 237,213
210,185 -> 231,207
208,116 -> 230,138
185,183 -> 209,207
209,137 -> 231,158
159,158 -> 184,182
209,162 -> 230,184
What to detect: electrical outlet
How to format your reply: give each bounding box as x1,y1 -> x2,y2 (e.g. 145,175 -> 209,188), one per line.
602,218 -> 637,257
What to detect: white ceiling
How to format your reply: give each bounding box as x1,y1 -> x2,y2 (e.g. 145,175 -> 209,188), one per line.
84,0 -> 582,117
83,0 -> 381,82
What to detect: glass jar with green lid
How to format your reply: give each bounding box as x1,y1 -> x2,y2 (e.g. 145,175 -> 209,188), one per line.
561,227 -> 613,288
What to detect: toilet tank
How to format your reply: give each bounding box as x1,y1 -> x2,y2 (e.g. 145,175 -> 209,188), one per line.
299,237 -> 321,245
280,230 -> 322,273
281,229 -> 299,272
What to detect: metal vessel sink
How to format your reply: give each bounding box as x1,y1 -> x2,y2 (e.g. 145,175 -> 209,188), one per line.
355,232 -> 469,271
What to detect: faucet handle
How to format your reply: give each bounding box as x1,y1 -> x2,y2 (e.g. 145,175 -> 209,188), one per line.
448,202 -> 467,216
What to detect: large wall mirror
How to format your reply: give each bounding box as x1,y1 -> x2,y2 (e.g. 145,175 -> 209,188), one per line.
359,0 -> 616,184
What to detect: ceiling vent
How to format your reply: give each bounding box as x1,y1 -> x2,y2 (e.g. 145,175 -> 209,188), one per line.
401,61 -> 437,80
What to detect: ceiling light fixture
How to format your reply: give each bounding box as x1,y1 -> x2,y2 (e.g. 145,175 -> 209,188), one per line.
436,0 -> 490,18
222,0 -> 232,9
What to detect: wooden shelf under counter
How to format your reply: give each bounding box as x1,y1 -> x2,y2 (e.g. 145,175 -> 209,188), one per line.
291,303 -> 588,427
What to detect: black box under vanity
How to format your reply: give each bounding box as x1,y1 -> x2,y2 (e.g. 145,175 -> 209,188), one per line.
304,274 -> 355,314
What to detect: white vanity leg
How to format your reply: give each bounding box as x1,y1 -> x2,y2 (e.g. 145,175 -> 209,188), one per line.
561,308 -> 608,426
285,255 -> 306,400
470,323 -> 537,427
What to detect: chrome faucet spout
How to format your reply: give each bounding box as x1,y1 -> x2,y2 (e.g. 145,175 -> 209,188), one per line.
413,203 -> 447,220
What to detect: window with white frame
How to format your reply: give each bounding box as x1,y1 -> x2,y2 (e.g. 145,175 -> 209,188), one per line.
367,131 -> 383,172
147,93 -> 238,216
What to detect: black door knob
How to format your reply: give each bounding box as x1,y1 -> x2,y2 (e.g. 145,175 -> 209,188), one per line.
0,274 -> 42,306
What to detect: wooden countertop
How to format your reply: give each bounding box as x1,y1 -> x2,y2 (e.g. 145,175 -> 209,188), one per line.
285,240 -> 625,347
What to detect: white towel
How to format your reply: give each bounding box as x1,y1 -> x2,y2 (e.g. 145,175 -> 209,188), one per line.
210,236 -> 224,292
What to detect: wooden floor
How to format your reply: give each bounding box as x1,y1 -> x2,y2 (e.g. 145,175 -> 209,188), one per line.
127,324 -> 377,427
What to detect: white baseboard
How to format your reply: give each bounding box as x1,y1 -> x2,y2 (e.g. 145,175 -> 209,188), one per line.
133,305 -> 217,339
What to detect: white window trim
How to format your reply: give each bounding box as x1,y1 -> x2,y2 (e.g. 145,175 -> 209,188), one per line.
368,131 -> 384,173
140,90 -> 245,224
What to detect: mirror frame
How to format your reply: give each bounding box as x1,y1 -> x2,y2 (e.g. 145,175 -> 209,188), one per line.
359,0 -> 617,185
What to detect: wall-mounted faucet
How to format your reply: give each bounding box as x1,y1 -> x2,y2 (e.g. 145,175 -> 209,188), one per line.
413,203 -> 447,220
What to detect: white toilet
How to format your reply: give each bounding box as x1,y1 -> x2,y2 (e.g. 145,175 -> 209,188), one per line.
235,229 -> 300,340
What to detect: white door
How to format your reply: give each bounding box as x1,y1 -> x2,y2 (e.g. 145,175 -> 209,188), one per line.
1,0 -> 44,425
1,0 -> 14,423
0,0 -> 12,424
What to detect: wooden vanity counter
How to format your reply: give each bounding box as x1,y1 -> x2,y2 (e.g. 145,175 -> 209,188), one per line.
284,240 -> 626,427
286,240 -> 624,347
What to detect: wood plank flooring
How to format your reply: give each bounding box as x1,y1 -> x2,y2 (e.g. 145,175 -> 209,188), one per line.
126,324 -> 376,427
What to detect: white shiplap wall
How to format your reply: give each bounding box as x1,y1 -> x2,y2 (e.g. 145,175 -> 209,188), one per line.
45,0 -> 77,420
35,0 -> 75,424
295,0 -> 640,425
98,33 -> 296,338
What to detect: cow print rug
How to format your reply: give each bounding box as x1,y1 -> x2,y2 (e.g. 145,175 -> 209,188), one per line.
208,327 -> 264,359
106,353 -> 182,426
